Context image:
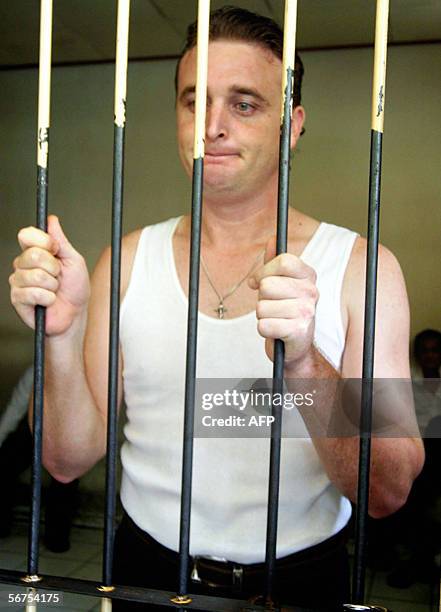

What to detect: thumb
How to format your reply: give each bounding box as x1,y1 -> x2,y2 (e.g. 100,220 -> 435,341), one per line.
47,215 -> 78,260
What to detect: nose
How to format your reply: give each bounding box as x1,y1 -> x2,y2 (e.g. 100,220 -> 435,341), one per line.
205,102 -> 228,141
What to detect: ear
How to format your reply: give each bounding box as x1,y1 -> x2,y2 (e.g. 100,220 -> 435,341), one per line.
290,105 -> 306,150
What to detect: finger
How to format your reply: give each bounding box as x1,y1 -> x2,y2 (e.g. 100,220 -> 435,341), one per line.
10,286 -> 56,309
258,276 -> 318,301
17,226 -> 59,255
10,268 -> 60,292
257,317 -> 310,341
256,298 -> 315,321
47,215 -> 79,260
13,247 -> 61,277
250,253 -> 314,289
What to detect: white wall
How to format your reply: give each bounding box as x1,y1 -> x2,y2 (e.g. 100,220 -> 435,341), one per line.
1,44 -> 440,378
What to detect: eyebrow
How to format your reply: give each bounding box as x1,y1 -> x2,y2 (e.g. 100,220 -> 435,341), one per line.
178,85 -> 269,106
229,85 -> 269,106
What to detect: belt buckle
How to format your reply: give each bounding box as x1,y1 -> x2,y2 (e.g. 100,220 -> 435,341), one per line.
190,556 -> 244,593
232,565 -> 243,593
190,556 -> 202,583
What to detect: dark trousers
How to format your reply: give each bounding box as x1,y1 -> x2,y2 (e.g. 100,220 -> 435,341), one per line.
0,416 -> 78,542
112,512 -> 350,611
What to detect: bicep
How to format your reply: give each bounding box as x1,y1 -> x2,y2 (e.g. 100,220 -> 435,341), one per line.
341,241 -> 411,379
341,241 -> 424,474
83,230 -> 141,420
84,247 -> 124,421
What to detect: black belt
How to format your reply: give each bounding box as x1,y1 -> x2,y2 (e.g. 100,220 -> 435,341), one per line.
122,512 -> 349,594
190,530 -> 349,593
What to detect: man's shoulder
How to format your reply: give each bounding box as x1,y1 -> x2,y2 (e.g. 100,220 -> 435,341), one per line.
342,234 -> 407,334
119,216 -> 182,294
345,235 -> 403,281
290,210 -> 357,250
121,216 -> 182,257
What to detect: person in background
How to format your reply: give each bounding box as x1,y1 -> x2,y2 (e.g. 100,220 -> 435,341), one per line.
386,329 -> 441,587
0,366 -> 79,552
369,329 -> 441,586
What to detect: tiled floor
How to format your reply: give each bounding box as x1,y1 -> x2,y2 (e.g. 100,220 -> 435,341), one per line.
0,523 -> 102,611
0,521 -> 439,611
363,564 -> 439,611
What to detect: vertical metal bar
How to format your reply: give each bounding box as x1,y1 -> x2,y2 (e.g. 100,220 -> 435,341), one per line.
175,0 -> 210,603
27,0 -> 53,587
352,0 -> 389,604
265,0 -> 298,604
100,1 -> 131,608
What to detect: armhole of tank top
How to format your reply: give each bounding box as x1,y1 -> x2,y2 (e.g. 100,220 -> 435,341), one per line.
334,231 -> 359,361
120,226 -> 150,321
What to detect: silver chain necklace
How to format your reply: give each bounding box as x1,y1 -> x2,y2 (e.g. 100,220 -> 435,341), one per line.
200,249 -> 265,319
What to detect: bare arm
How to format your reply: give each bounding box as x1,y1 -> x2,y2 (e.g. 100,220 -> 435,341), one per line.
251,237 -> 424,518
332,238 -> 424,517
9,215 -> 140,482
41,311 -> 107,482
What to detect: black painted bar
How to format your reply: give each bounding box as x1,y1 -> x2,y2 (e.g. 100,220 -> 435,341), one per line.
264,66 -> 294,602
352,129 -> 383,603
28,160 -> 49,577
178,156 -> 204,596
4,568 -> 310,611
102,123 -> 125,586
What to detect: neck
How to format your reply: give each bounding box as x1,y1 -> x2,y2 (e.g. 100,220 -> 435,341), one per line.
200,185 -> 281,251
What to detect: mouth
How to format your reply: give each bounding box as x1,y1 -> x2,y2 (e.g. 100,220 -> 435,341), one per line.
204,152 -> 239,164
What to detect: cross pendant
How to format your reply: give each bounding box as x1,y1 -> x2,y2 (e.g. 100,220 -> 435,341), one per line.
215,302 -> 227,319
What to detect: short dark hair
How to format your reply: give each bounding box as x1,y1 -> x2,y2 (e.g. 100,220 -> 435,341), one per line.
175,5 -> 304,108
414,329 -> 441,356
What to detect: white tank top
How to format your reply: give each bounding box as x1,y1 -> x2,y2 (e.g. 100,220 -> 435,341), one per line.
119,216 -> 357,563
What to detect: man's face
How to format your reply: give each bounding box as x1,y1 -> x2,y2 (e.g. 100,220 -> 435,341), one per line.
176,40 -> 302,200
416,337 -> 441,372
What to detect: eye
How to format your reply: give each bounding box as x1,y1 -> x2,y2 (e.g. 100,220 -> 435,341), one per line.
179,95 -> 196,112
186,99 -> 195,112
235,101 -> 255,114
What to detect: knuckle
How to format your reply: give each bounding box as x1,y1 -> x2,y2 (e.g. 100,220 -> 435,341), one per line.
29,247 -> 42,265
300,301 -> 315,319
34,269 -> 46,285
255,300 -> 265,319
295,317 -> 311,335
311,285 -> 319,302
10,287 -> 18,306
260,276 -> 274,294
32,287 -> 46,304
278,254 -> 292,274
302,279 -> 318,301
257,319 -> 267,337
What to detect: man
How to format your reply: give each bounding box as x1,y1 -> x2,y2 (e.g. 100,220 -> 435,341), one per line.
9,7 -> 423,610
